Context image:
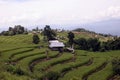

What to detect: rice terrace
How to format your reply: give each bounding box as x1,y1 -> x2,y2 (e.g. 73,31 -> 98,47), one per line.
0,25 -> 120,80
0,0 -> 120,80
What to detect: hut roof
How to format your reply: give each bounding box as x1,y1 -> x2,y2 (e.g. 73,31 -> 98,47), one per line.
49,40 -> 65,48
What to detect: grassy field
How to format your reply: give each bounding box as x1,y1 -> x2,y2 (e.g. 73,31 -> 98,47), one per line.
0,33 -> 120,80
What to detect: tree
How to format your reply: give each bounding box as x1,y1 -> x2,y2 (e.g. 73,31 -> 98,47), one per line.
101,37 -> 120,50
68,32 -> 75,48
8,31 -> 15,36
32,34 -> 40,44
74,38 -> 88,50
74,38 -> 100,51
36,27 -> 39,31
1,25 -> 27,36
43,25 -> 56,41
32,27 -> 39,31
9,27 -> 13,31
87,38 -> 100,51
14,25 -> 25,34
1,31 -> 9,36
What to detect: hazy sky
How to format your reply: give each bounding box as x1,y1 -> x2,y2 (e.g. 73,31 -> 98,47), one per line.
0,0 -> 120,27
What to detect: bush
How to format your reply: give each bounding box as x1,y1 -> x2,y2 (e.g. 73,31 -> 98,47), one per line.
1,31 -> 9,36
23,31 -> 28,34
32,34 -> 40,44
6,64 -> 16,73
6,65 -> 24,75
70,77 -> 79,80
8,31 -> 15,36
102,37 -> 120,50
42,71 -> 59,80
74,38 -> 100,51
112,58 -> 120,75
75,37 -> 120,51
99,48 -> 106,52
15,67 -> 24,75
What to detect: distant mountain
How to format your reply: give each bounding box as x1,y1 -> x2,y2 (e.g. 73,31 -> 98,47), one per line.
83,19 -> 120,36
50,19 -> 120,36
32,19 -> 120,36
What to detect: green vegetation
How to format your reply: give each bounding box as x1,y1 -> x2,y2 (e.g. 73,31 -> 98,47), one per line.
101,37 -> 120,50
32,34 -> 40,44
88,63 -> 113,80
43,25 -> 56,40
0,28 -> 120,80
1,25 -> 28,36
74,38 -> 100,51
68,31 -> 75,48
60,57 -> 106,80
112,58 -> 120,75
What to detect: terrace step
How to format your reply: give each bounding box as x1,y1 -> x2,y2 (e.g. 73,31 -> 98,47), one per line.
88,63 -> 113,80
61,58 -> 93,78
82,62 -> 108,80
29,53 -> 62,72
60,58 -> 106,80
9,48 -> 34,59
39,54 -> 74,72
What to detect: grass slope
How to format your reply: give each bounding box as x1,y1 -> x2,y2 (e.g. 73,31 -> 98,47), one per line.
0,34 -> 119,80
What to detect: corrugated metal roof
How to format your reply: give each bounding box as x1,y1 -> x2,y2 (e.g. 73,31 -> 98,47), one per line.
49,40 -> 59,43
49,40 -> 65,48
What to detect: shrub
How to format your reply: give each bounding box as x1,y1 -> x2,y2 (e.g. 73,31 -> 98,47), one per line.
32,34 -> 40,44
1,31 -> 9,36
15,67 -> 25,75
102,37 -> 120,50
70,77 -> 79,80
99,48 -> 106,52
74,38 -> 100,51
8,31 -> 15,36
42,71 -> 59,80
23,31 -> 28,34
112,58 -> 120,75
6,64 -> 16,73
6,65 -> 25,75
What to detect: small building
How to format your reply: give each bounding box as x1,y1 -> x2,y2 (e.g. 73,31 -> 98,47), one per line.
49,40 -> 65,51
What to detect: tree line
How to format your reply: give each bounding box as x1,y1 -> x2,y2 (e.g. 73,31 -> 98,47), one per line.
0,25 -> 28,36
101,37 -> 120,51
74,38 -> 100,51
67,31 -> 120,52
32,25 -> 56,44
32,26 -> 120,52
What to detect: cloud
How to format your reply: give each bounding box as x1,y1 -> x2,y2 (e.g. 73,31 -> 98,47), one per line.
0,0 -> 120,27
98,6 -> 120,20
0,0 -> 32,2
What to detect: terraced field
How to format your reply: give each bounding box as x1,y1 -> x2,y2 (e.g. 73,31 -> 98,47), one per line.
0,34 -> 120,80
